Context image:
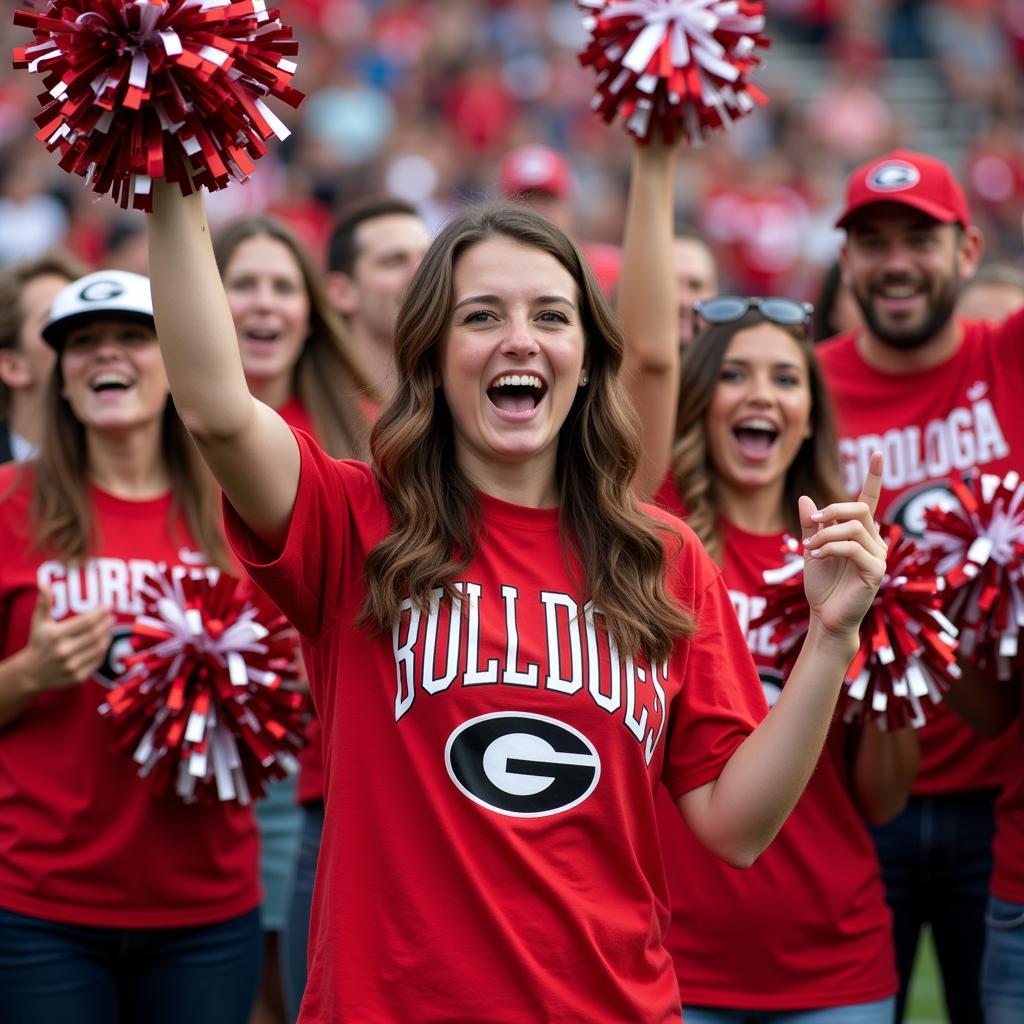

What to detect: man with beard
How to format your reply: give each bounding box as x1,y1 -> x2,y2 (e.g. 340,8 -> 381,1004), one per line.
819,150 -> 1024,1024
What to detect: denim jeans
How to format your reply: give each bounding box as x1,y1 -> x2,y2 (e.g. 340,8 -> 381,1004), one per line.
282,801 -> 324,1022
682,998 -> 896,1024
982,895 -> 1024,1024
0,905 -> 261,1024
869,790 -> 997,1024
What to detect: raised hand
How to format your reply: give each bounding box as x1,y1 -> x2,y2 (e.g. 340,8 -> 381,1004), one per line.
800,452 -> 888,640
20,587 -> 113,693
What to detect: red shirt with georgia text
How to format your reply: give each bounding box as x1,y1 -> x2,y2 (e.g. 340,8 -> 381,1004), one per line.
655,480 -> 896,1008
224,430 -> 766,1024
818,314 -> 1024,797
0,465 -> 259,928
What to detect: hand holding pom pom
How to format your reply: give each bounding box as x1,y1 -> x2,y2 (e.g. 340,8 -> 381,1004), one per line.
577,0 -> 770,143
100,568 -> 311,804
12,0 -> 303,211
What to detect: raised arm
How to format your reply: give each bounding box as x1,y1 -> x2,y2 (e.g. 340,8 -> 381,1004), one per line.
618,141 -> 681,500
148,182 -> 299,548
678,454 -> 888,867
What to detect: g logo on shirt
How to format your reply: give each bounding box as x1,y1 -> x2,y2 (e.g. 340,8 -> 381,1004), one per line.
446,712 -> 601,817
760,667 -> 784,709
93,624 -> 136,689
887,479 -> 961,539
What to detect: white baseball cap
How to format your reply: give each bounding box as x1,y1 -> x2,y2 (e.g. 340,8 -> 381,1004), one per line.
42,270 -> 155,350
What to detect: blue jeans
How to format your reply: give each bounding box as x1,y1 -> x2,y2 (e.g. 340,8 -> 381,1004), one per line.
282,801 -> 324,1022
869,790 -> 996,1024
0,905 -> 261,1024
982,895 -> 1024,1023
682,998 -> 895,1024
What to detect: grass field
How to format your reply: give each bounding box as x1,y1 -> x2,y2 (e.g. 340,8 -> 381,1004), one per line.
906,929 -> 945,1023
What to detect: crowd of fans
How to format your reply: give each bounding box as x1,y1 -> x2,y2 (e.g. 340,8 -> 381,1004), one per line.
1,0 -> 1023,298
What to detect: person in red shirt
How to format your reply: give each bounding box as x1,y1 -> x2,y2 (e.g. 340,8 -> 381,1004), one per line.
0,270 -> 261,1023
145,177 -> 887,1023
620,139 -> 917,1022
214,216 -> 376,1024
819,149 -> 1024,1024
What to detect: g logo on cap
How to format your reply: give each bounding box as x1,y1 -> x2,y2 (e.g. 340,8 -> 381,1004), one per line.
80,280 -> 125,303
867,161 -> 921,193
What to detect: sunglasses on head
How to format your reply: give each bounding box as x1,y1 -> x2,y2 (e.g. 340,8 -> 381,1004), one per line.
693,296 -> 813,331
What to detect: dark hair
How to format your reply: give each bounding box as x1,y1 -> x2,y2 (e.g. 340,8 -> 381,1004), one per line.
214,216 -> 375,459
328,197 -> 422,276
672,309 -> 846,563
0,251 -> 89,419
812,262 -> 845,343
362,202 -> 694,661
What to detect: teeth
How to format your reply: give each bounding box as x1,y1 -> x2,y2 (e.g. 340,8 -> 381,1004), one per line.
493,374 -> 543,391
735,418 -> 777,432
881,285 -> 917,298
91,372 -> 131,389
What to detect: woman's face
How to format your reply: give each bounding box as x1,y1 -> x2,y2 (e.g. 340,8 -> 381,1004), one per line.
706,322 -> 813,495
223,234 -> 311,390
61,318 -> 168,433
438,235 -> 587,492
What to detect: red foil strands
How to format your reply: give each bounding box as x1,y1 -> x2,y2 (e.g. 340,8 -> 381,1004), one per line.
753,525 -> 960,730
100,569 -> 310,804
12,0 -> 303,211
922,472 -> 1024,680
576,0 -> 770,144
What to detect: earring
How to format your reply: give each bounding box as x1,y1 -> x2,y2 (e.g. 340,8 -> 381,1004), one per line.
580,374 -> 589,386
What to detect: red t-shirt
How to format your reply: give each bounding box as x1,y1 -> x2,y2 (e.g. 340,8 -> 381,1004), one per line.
275,396 -> 326,806
0,465 -> 260,928
818,314 -> 1024,796
654,479 -> 896,1008
225,430 -> 766,1024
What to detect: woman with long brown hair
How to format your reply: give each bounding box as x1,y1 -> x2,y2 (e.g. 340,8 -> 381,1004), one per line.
619,139 -> 918,1023
145,179 -> 886,1023
0,271 -> 261,1023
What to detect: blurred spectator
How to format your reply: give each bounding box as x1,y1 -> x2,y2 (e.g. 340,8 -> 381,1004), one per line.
325,197 -> 431,399
498,143 -> 622,295
812,261 -> 863,343
958,262 -> 1024,322
672,229 -> 718,351
0,152 -> 68,265
0,251 -> 88,461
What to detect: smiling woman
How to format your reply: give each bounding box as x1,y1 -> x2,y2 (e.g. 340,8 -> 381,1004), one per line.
145,181 -> 887,1024
0,270 -> 262,1024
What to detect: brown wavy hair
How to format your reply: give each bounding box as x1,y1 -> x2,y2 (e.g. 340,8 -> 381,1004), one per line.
671,309 -> 846,563
361,203 -> 693,661
213,216 -> 375,459
31,335 -> 229,569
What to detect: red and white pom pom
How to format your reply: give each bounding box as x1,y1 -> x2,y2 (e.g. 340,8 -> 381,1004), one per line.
922,472 -> 1024,679
576,0 -> 770,143
100,569 -> 310,804
12,0 -> 303,211
754,525 -> 960,730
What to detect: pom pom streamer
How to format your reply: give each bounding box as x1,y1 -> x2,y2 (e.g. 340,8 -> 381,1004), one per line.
576,0 -> 770,143
923,472 -> 1024,679
100,569 -> 310,804
754,526 -> 960,730
12,0 -> 303,210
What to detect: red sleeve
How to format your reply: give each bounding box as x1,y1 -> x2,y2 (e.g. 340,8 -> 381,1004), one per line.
222,429 -> 381,641
661,550 -> 769,799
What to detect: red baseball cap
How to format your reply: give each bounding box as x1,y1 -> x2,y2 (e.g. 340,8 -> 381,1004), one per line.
498,146 -> 572,199
835,149 -> 971,230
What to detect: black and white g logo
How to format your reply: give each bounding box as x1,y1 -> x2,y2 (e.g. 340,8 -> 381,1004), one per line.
446,712 -> 601,818
93,623 -> 136,689
887,480 -> 960,539
80,280 -> 125,304
867,161 -> 921,193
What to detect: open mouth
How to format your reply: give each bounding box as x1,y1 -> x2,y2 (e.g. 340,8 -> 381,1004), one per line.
486,373 -> 548,415
874,281 -> 924,307
732,418 -> 779,458
242,327 -> 282,345
89,372 -> 133,394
